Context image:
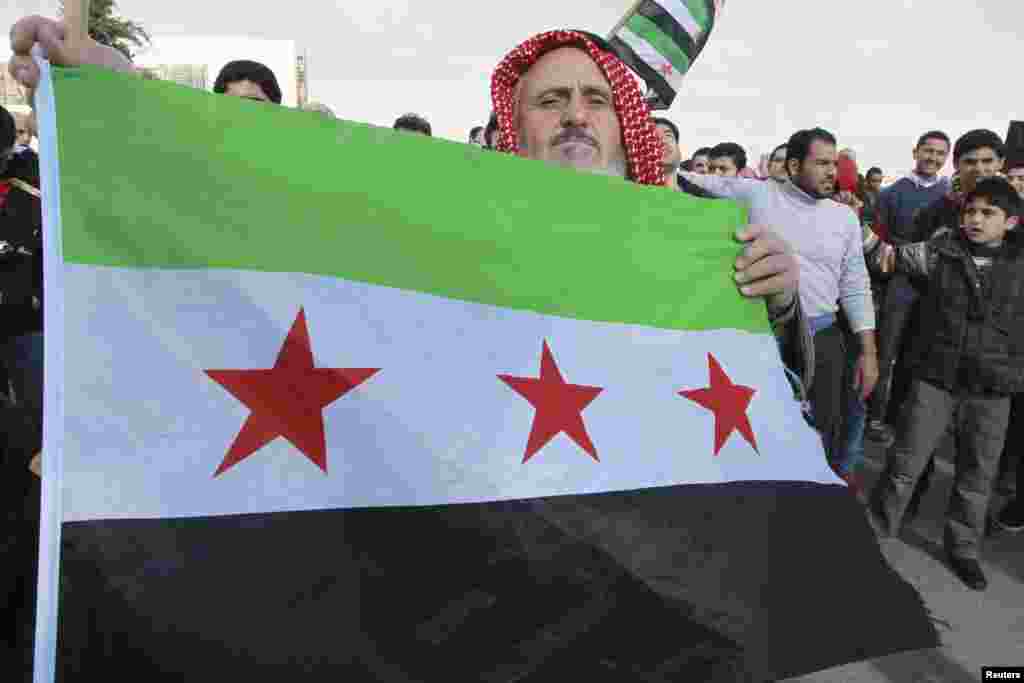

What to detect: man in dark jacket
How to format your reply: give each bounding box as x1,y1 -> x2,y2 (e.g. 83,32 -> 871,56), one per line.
866,131 -> 952,447
0,103 -> 44,679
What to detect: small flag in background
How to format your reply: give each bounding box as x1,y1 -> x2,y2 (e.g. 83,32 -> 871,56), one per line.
609,0 -> 724,110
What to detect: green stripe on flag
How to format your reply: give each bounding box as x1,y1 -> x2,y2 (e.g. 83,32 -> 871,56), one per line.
684,0 -> 713,34
52,66 -> 764,333
637,0 -> 701,60
625,14 -> 692,76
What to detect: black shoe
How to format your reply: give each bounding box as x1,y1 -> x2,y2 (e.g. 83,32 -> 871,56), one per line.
946,554 -> 988,591
865,420 -> 895,447
995,502 -> 1024,533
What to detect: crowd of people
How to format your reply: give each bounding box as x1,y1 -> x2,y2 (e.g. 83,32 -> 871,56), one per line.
2,12 -> 1024,676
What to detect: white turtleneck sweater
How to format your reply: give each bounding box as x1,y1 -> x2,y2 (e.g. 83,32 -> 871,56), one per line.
680,174 -> 875,333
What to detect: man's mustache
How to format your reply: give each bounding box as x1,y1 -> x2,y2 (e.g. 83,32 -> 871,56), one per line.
551,127 -> 599,149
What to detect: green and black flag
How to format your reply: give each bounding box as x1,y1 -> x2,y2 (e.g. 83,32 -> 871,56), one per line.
608,0 -> 723,110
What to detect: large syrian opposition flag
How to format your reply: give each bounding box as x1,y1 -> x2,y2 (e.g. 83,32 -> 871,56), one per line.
33,63 -> 937,682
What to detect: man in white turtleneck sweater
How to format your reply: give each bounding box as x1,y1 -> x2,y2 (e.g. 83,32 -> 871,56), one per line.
679,127 -> 878,485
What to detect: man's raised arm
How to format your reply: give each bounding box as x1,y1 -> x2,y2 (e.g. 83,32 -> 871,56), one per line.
679,171 -> 761,203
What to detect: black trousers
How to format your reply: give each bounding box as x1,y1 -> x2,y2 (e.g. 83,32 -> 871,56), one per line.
809,325 -> 847,463
1003,395 -> 1023,491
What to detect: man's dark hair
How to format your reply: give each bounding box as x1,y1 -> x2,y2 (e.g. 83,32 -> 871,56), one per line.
709,142 -> 747,171
953,129 -> 1004,165
651,117 -> 679,142
916,130 -> 950,150
484,111 -> 499,148
963,177 -> 1023,218
681,159 -> 693,172
785,128 -> 837,165
0,105 -> 15,151
691,147 -> 712,160
394,113 -> 432,136
469,126 -> 484,142
213,60 -> 283,104
866,167 -> 883,179
770,143 -> 787,160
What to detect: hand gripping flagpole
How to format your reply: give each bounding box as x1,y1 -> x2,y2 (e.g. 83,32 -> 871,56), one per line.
33,3 -> 89,682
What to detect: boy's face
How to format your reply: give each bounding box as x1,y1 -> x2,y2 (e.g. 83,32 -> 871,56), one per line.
961,197 -> 1018,246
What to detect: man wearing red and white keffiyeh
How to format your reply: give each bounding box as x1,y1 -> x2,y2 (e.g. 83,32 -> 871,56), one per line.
489,29 -> 813,392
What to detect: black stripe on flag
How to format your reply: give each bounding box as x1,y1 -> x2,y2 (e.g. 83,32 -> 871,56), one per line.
635,0 -> 701,61
696,0 -> 718,52
608,36 -> 676,110
51,481 -> 939,680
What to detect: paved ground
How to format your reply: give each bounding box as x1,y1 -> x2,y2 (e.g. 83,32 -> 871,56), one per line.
784,439 -> 1024,683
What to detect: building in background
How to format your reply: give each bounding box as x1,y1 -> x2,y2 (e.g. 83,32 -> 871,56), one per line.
135,36 -> 303,107
140,63 -> 209,90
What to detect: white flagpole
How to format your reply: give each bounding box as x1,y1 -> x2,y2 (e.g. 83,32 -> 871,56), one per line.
33,5 -> 89,681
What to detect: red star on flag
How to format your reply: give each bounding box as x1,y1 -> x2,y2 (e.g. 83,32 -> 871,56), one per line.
679,353 -> 759,455
659,62 -> 674,77
205,308 -> 379,476
498,340 -> 603,463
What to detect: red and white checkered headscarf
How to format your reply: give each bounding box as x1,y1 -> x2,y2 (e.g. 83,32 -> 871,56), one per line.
490,30 -> 665,186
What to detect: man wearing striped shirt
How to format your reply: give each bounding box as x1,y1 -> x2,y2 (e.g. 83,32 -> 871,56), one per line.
681,128 -> 878,479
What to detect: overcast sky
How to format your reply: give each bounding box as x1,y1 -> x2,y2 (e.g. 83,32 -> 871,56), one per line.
4,0 -> 1022,177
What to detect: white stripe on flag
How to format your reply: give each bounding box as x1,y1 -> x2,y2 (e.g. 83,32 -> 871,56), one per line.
61,266 -> 837,523
659,0 -> 706,40
616,27 -> 684,90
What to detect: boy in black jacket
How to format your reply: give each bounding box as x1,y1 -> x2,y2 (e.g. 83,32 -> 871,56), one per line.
864,177 -> 1024,591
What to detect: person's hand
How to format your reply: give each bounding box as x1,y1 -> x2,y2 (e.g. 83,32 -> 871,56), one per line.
880,244 -> 896,274
854,351 -> 879,401
8,15 -> 133,102
733,224 -> 799,311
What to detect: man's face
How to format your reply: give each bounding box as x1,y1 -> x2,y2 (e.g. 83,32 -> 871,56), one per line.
962,197 -> 1016,246
956,146 -> 1003,191
655,123 -> 681,172
516,47 -> 626,177
789,140 -> 837,199
866,172 -> 883,193
691,154 -> 709,174
709,156 -> 738,177
224,79 -> 272,102
1008,168 -> 1024,199
913,137 -> 948,177
14,114 -> 31,147
768,147 -> 788,181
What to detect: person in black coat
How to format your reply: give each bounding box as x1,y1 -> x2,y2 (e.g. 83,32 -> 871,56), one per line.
0,103 -> 44,681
